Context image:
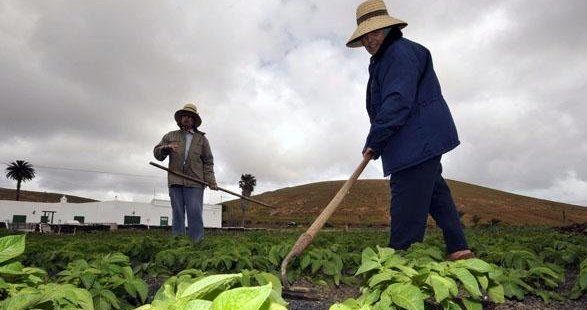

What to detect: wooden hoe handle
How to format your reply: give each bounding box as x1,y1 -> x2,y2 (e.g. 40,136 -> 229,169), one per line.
280,155 -> 371,287
149,161 -> 274,209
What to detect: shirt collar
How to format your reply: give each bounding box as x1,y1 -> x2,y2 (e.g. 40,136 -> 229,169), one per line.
371,28 -> 403,62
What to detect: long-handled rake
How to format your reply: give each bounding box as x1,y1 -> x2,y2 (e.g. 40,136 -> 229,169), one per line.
149,161 -> 273,209
280,155 -> 371,294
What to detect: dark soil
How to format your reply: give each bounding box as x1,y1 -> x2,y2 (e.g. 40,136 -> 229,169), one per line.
555,223 -> 587,235
287,295 -> 587,310
285,278 -> 359,310
489,267 -> 586,310
285,269 -> 587,310
490,294 -> 587,310
144,276 -> 165,303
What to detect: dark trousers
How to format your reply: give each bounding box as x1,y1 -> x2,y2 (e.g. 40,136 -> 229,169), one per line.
389,156 -> 468,253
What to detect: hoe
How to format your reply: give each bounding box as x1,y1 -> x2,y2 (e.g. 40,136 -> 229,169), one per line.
150,156 -> 371,299
149,161 -> 273,209
280,155 -> 371,298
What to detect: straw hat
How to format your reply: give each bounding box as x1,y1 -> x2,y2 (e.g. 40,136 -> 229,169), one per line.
174,103 -> 202,128
346,0 -> 407,48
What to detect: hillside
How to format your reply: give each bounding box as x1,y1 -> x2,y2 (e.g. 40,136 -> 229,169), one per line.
222,179 -> 587,228
0,187 -> 97,203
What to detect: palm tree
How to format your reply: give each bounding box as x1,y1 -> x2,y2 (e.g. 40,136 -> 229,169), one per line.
238,174 -> 256,227
5,160 -> 36,201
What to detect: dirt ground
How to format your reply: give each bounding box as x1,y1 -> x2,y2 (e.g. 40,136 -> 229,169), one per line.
285,271 -> 587,310
284,278 -> 359,310
556,223 -> 587,235
286,293 -> 587,310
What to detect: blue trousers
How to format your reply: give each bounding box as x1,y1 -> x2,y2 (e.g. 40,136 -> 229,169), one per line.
169,186 -> 204,242
389,156 -> 468,253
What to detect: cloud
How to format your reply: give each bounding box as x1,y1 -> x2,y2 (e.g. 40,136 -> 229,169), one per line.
0,0 -> 585,206
522,171 -> 587,206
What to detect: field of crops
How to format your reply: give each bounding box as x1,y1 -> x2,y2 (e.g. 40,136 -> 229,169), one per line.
0,226 -> 585,309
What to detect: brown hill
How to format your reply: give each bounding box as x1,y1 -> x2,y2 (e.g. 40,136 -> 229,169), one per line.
0,187 -> 97,203
222,179 -> 587,228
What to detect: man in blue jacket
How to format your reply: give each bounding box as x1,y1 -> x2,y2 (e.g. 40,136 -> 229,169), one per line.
347,0 -> 473,260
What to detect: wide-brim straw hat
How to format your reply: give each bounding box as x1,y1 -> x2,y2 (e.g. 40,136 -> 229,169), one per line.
346,0 -> 407,48
174,103 -> 202,128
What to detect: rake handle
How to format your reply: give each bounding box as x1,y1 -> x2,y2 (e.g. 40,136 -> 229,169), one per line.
149,161 -> 274,209
280,155 -> 371,287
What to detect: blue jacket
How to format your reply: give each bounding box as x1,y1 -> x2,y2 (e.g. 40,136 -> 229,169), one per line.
365,34 -> 459,176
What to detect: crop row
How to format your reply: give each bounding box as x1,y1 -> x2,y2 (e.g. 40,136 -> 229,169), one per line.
0,226 -> 584,309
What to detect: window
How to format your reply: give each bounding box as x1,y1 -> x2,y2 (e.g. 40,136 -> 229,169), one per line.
74,216 -> 85,224
124,216 -> 141,225
12,215 -> 26,223
41,211 -> 56,224
160,216 -> 169,226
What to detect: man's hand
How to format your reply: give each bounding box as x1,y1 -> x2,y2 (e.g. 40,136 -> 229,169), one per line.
363,147 -> 375,160
166,142 -> 180,153
208,183 -> 219,191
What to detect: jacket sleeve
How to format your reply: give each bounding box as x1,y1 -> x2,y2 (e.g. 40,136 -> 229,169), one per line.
365,47 -> 422,156
153,133 -> 171,161
200,136 -> 217,186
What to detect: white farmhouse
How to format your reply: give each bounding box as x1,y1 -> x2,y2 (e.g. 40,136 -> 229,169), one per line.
0,197 -> 222,228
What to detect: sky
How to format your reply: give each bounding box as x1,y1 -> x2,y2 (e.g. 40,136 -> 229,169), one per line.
1,0 -> 586,206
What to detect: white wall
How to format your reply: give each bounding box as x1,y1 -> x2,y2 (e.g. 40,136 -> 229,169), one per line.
0,199 -> 222,228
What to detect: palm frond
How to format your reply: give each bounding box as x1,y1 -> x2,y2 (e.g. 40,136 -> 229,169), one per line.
5,160 -> 36,182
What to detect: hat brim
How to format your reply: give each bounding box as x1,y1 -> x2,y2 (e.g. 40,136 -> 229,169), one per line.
174,110 -> 202,128
346,15 -> 407,48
